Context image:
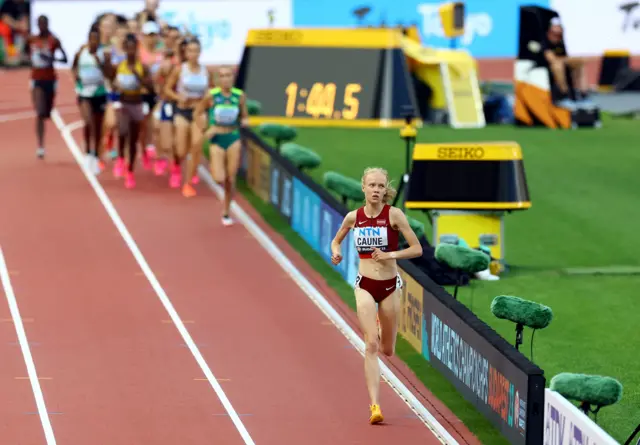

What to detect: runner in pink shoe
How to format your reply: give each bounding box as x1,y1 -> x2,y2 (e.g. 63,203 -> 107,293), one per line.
111,32 -> 153,189
151,25 -> 181,177
138,20 -> 163,170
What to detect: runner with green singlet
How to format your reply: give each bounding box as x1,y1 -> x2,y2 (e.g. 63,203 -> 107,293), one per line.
72,24 -> 111,176
195,66 -> 248,226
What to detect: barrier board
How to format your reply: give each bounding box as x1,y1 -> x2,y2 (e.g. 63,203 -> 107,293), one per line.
544,389 -> 620,445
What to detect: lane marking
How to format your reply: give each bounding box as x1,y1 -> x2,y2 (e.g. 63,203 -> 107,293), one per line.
196,164 -> 459,445
52,110 -> 256,445
0,247 -> 58,445
15,376 -> 52,380
195,378 -> 231,382
0,105 -> 77,124
161,319 -> 195,324
1,317 -> 34,323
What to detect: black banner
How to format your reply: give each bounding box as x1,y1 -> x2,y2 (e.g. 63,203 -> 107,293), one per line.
419,277 -> 545,445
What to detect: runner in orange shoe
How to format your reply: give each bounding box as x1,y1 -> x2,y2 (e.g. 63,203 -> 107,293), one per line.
330,167 -> 423,425
163,36 -> 213,198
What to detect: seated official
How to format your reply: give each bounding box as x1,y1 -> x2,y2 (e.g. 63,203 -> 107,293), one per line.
543,17 -> 595,110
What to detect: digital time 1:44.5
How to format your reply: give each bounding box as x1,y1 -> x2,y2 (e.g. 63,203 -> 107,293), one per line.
285,82 -> 362,119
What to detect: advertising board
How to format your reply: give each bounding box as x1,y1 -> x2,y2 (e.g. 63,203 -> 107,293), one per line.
270,161 -> 293,224
421,280 -> 545,445
245,137 -> 271,203
291,0 -> 550,58
31,0 -> 292,66
544,389 -> 619,445
319,201 -> 350,280
240,129 -> 546,445
399,272 -> 424,353
551,0 -> 640,56
291,177 -> 321,253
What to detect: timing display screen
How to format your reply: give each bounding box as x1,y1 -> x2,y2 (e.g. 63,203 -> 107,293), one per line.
241,47 -> 382,120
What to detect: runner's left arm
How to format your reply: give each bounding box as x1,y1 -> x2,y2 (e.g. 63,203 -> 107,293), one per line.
53,38 -> 68,63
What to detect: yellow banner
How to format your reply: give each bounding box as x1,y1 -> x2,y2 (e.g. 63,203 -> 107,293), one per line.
399,270 -> 423,353
412,142 -> 523,161
246,28 -> 401,49
245,138 -> 271,202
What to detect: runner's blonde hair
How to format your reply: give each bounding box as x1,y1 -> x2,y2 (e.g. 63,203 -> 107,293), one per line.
362,167 -> 397,204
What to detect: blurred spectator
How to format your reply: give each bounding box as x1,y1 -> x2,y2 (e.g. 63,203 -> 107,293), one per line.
543,17 -> 594,109
0,0 -> 30,66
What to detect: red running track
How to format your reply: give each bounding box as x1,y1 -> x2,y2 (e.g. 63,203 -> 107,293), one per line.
0,70 -> 479,445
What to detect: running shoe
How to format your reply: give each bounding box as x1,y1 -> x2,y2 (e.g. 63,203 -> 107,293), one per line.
145,144 -> 156,159
182,183 -> 196,198
124,171 -> 136,189
154,158 -> 169,176
169,164 -> 182,188
141,150 -> 152,170
113,157 -> 126,178
222,214 -> 234,226
36,147 -> 45,159
369,404 -> 384,425
191,174 -> 200,185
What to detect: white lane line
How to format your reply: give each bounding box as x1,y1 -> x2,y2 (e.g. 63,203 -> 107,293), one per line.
196,164 -> 459,445
0,105 -> 78,123
0,246 -> 57,445
50,109 -> 256,445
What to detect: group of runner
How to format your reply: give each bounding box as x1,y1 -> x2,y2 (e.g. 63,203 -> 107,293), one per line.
26,9 -> 428,426
28,11 -> 247,226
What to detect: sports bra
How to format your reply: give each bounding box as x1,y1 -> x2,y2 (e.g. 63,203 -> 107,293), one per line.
176,63 -> 209,100
353,205 -> 399,259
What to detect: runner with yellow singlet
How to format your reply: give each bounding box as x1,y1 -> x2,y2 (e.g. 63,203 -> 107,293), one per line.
111,33 -> 153,189
195,67 -> 249,226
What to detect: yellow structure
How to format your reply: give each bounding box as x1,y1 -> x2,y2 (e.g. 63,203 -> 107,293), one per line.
401,37 -> 485,128
405,142 -> 531,268
438,2 -> 465,38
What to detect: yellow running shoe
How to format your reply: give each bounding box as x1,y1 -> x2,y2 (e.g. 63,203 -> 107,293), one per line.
369,404 -> 384,424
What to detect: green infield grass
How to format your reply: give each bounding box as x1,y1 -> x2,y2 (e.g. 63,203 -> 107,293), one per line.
239,115 -> 639,443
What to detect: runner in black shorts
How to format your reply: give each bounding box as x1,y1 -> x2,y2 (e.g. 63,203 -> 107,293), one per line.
72,24 -> 112,174
27,15 -> 68,159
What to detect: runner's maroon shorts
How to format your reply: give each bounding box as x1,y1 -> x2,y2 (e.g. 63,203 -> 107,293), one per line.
354,274 -> 403,303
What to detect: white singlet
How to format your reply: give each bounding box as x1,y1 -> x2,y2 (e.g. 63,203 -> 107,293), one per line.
176,63 -> 209,99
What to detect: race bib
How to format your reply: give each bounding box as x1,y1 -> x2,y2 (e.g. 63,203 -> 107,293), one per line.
354,226 -> 389,253
117,73 -> 138,91
214,106 -> 239,125
80,66 -> 104,86
31,48 -> 52,68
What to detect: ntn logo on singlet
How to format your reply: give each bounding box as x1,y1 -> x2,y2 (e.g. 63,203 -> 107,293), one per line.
355,226 -> 389,251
